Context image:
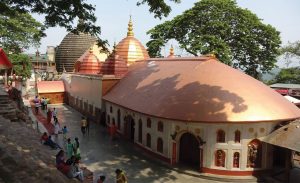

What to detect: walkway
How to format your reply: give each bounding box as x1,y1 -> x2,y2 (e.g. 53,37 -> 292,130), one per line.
44,104 -> 222,183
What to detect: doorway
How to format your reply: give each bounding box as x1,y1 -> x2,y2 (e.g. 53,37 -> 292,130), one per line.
179,133 -> 200,169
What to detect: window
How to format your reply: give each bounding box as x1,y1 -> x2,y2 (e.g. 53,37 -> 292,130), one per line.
157,138 -> 163,153
234,130 -> 241,143
117,109 -> 121,129
146,133 -> 151,148
138,119 -> 142,143
147,118 -> 151,128
110,106 -> 113,113
233,152 -> 240,168
247,139 -> 262,168
215,150 -> 225,167
157,121 -> 164,132
216,129 -> 225,143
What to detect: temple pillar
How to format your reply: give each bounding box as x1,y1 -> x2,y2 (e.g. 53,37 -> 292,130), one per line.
171,140 -> 177,165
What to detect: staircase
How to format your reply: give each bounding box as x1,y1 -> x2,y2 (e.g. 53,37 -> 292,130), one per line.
0,87 -> 18,122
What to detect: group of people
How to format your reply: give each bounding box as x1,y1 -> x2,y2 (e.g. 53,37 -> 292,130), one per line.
40,132 -> 62,149
96,169 -> 128,183
33,96 -> 48,114
56,150 -> 85,181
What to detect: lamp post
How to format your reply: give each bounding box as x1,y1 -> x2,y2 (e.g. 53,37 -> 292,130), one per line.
35,50 -> 40,95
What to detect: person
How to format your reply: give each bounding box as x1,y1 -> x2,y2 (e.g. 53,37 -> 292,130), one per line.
47,109 -> 52,124
46,135 -> 62,149
115,169 -> 128,183
66,138 -> 73,159
52,108 -> 58,122
86,116 -> 90,135
40,132 -> 48,144
73,137 -> 81,159
34,99 -> 40,114
66,155 -> 76,165
81,116 -> 87,136
67,158 -> 84,181
41,97 -> 45,110
44,97 -> 48,110
54,121 -> 60,142
62,126 -> 68,141
110,122 -> 117,141
55,150 -> 66,168
97,175 -> 106,183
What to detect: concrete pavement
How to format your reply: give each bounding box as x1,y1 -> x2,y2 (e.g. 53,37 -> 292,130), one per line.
46,104 -> 223,183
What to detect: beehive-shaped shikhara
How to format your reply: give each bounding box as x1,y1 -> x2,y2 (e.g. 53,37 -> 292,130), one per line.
55,32 -> 96,72
115,16 -> 149,65
76,48 -> 102,75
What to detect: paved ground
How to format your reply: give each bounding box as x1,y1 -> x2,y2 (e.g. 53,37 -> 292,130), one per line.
41,104 -> 223,183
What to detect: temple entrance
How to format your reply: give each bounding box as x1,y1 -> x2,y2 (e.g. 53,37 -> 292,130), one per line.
124,115 -> 135,142
179,133 -> 200,169
273,146 -> 286,167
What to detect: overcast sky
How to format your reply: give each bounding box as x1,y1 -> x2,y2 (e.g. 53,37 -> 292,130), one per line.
29,0 -> 300,64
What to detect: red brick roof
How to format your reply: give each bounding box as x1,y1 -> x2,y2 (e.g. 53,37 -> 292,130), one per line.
37,81 -> 65,93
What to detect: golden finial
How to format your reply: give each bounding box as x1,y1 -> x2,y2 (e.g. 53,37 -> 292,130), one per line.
209,51 -> 216,58
127,15 -> 134,37
89,46 -> 93,53
170,45 -> 174,56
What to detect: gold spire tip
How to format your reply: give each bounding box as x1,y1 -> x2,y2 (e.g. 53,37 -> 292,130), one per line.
89,47 -> 93,53
127,15 -> 134,37
170,45 -> 174,55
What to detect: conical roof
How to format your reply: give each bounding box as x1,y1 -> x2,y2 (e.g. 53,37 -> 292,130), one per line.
55,32 -> 96,72
78,48 -> 102,75
115,17 -> 149,65
102,46 -> 128,77
0,48 -> 13,69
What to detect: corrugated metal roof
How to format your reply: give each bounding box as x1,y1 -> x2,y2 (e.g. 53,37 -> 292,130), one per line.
260,120 -> 300,152
270,83 -> 300,89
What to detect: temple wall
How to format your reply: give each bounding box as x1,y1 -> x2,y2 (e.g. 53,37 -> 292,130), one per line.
105,101 -> 281,175
62,74 -> 102,121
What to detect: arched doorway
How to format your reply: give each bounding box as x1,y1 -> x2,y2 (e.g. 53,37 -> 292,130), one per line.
124,115 -> 135,142
179,133 -> 200,168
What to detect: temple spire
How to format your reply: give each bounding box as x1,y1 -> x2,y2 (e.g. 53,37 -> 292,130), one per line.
127,15 -> 134,37
167,45 -> 175,58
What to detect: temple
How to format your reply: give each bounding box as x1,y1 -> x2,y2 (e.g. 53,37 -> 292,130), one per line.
52,16 -> 300,177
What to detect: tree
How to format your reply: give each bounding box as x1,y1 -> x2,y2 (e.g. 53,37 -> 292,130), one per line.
146,0 -> 281,79
0,11 -> 44,53
8,53 -> 32,79
281,41 -> 300,67
0,0 -> 108,53
270,67 -> 300,84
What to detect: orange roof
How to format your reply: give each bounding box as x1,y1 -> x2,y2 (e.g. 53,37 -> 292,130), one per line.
103,57 -> 300,123
0,48 -> 13,69
78,49 -> 102,75
37,81 -> 65,93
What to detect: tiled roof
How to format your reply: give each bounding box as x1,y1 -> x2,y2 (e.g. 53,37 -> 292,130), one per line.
0,48 -> 13,69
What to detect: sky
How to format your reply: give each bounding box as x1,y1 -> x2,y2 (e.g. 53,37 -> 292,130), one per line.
29,0 -> 300,63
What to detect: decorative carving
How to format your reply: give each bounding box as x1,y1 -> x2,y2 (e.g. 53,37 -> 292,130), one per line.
247,139 -> 262,168
215,150 -> 225,167
170,131 -> 177,140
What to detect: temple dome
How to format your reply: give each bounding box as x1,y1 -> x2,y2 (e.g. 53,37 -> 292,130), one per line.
103,56 -> 300,123
76,48 -> 102,75
55,32 -> 96,72
115,17 -> 149,65
102,48 -> 128,77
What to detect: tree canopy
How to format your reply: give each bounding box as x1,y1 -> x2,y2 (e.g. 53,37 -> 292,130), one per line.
270,67 -> 300,84
8,53 -> 32,79
146,0 -> 281,79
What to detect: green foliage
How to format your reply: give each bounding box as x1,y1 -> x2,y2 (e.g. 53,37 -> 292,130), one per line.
0,0 -> 109,53
0,11 -> 44,53
281,41 -> 300,57
137,0 -> 181,19
8,53 -> 32,79
270,67 -> 300,84
146,0 -> 281,79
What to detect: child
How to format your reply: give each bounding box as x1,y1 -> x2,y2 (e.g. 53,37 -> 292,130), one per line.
62,126 -> 68,141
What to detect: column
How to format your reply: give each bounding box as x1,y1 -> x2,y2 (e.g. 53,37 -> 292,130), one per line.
171,141 -> 177,165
